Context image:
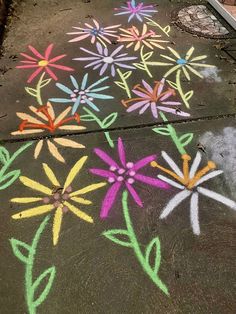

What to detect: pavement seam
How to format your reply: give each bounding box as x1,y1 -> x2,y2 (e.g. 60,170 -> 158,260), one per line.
1,112 -> 236,144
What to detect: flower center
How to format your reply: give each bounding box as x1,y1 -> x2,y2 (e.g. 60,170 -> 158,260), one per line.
43,186 -> 73,213
70,90 -> 93,103
108,162 -> 136,185
38,60 -> 49,67
176,58 -> 187,65
103,57 -> 114,64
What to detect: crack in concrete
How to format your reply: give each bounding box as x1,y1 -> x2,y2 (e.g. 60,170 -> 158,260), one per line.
1,112 -> 236,144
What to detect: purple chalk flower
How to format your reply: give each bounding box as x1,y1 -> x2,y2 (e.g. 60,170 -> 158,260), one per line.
73,42 -> 137,77
90,137 -> 169,218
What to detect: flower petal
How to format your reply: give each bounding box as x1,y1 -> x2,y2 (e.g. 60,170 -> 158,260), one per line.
100,182 -> 121,218
12,204 -> 54,219
47,140 -> 65,163
125,182 -> 143,207
65,201 -> 93,223
63,156 -> 88,192
71,197 -> 92,205
94,148 -> 119,168
43,163 -> 60,187
52,206 -> 63,245
53,138 -> 85,149
19,176 -> 52,195
134,174 -> 169,189
197,187 -> 236,210
190,192 -> 200,235
160,189 -> 191,219
11,197 -> 43,203
133,155 -> 156,171
118,137 -> 126,167
70,182 -> 107,196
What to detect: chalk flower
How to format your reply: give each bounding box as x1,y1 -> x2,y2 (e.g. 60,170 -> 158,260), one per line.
11,157 -> 107,245
67,19 -> 121,45
114,0 -> 157,22
90,137 -> 169,218
149,46 -> 215,80
49,74 -> 113,115
73,42 -> 137,77
16,44 -> 74,83
151,151 -> 236,235
12,103 -> 86,163
122,79 -> 190,119
118,24 -> 168,51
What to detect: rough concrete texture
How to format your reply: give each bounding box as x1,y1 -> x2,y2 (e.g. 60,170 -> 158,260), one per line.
0,0 -> 236,313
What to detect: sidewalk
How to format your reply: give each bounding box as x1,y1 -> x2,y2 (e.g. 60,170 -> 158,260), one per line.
0,0 -> 235,313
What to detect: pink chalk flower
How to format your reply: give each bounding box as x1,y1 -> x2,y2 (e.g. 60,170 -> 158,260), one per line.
90,137 -> 169,218
16,44 -> 74,83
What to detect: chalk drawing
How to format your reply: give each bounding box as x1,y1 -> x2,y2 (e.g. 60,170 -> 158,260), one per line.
146,46 -> 215,108
103,191 -> 169,295
67,19 -> 121,46
10,215 -> 56,314
16,44 -> 74,83
80,108 -> 117,148
12,103 -> 86,163
122,79 -> 190,119
90,137 -> 169,218
11,157 -> 107,245
114,0 -> 158,23
0,142 -> 32,190
152,115 -> 236,235
73,42 -> 137,77
49,74 -> 114,115
118,24 -> 168,51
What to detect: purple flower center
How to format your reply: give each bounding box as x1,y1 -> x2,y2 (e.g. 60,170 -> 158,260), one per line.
108,162 -> 136,185
70,89 -> 93,104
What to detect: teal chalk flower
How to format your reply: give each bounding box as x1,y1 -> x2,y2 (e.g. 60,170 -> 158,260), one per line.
49,74 -> 114,114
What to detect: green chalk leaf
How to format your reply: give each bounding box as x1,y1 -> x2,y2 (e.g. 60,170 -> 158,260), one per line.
164,25 -> 171,34
40,78 -> 52,88
179,133 -> 194,147
103,229 -> 132,248
145,237 -> 161,274
102,112 -> 118,129
167,80 -> 178,90
10,238 -> 31,264
184,90 -> 194,101
25,87 -> 37,97
32,266 -> 56,308
143,51 -> 154,61
114,81 -> 125,90
0,170 -> 20,190
133,63 -> 145,71
80,114 -> 96,122
123,71 -> 132,80
0,146 -> 10,164
153,127 -> 170,136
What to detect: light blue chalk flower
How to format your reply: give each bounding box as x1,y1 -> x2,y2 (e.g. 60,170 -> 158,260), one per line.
49,74 -> 114,114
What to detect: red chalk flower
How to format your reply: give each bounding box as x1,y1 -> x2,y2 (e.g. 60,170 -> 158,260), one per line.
16,44 -> 74,83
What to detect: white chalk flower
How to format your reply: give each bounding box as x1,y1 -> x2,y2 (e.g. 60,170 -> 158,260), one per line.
151,151 -> 236,235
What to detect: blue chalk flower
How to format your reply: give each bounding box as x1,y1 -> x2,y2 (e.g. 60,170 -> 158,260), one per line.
49,74 -> 114,114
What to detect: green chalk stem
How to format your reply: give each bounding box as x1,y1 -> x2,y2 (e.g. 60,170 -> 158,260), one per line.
103,191 -> 169,296
10,215 -> 56,314
175,70 -> 193,109
153,112 -> 193,155
80,107 -> 118,148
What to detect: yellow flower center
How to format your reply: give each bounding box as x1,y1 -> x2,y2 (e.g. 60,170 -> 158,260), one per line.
151,154 -> 216,190
38,60 -> 49,67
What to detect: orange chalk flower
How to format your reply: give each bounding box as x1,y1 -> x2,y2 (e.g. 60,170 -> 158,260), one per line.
12,102 -> 86,162
11,157 -> 107,245
118,24 -> 168,51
